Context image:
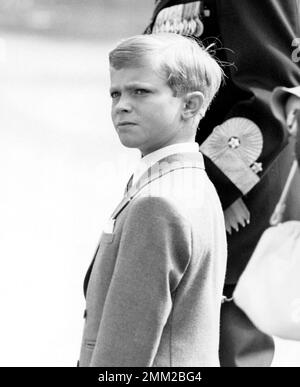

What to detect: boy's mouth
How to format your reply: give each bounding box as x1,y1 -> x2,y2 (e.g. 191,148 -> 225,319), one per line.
117,121 -> 137,126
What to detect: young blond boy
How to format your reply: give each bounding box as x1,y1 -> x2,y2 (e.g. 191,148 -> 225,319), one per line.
78,33 -> 227,367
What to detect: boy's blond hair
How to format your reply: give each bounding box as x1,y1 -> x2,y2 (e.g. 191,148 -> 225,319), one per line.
109,33 -> 223,117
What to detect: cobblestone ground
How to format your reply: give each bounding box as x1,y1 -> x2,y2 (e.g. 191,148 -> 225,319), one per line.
0,33 -> 299,367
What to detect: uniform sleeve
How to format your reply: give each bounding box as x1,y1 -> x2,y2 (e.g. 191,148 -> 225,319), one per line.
199,0 -> 300,208
89,196 -> 192,367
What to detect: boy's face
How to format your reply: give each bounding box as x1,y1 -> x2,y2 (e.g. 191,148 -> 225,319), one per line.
110,60 -> 185,156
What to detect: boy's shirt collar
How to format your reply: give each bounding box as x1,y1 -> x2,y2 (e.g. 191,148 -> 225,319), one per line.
132,142 -> 199,186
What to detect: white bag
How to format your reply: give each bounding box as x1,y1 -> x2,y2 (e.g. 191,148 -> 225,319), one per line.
233,160 -> 300,340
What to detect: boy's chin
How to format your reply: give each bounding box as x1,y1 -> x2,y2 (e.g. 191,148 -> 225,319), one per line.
118,137 -> 141,150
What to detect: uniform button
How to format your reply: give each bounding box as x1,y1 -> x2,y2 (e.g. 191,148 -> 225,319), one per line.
83,309 -> 87,319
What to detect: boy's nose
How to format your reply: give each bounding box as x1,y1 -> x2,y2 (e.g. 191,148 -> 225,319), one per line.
114,97 -> 133,114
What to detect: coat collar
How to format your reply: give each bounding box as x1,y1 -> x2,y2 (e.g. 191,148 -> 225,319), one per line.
132,142 -> 199,186
110,151 -> 205,220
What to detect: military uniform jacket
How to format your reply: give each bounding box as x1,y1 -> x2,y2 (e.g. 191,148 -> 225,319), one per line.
146,0 -> 300,283
79,152 -> 227,367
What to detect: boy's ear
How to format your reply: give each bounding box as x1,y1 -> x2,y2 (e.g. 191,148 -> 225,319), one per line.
181,92 -> 204,120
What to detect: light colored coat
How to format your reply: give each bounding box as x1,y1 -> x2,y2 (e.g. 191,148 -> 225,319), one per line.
79,152 -> 227,367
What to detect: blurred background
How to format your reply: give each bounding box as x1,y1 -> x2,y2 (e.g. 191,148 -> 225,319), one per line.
0,0 -> 299,366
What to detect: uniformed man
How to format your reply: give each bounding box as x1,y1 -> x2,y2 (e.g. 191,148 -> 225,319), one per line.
145,0 -> 300,366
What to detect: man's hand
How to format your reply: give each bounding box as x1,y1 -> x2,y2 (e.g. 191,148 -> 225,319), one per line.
224,198 -> 250,235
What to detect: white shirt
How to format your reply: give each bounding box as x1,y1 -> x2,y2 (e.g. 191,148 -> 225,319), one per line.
132,142 -> 200,186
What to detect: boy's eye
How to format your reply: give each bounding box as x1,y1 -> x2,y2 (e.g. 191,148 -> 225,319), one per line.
110,91 -> 120,99
134,89 -> 149,95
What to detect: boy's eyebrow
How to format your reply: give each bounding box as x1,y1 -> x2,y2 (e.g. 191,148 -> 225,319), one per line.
109,82 -> 154,93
